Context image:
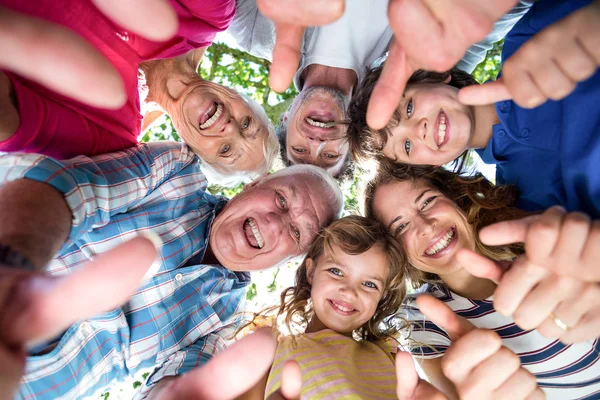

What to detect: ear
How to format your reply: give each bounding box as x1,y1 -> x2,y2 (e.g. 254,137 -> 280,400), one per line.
305,258 -> 315,285
444,74 -> 452,84
282,112 -> 289,125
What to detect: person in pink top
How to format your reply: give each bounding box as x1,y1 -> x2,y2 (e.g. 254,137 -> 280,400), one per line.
0,0 -> 278,185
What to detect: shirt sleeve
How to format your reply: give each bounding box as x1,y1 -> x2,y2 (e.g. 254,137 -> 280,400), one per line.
456,1 -> 534,73
226,0 -> 276,61
0,141 -> 197,246
135,323 -> 242,399
402,298 -> 451,359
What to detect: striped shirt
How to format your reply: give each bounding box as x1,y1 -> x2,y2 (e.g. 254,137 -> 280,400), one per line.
0,142 -> 250,399
404,284 -> 600,400
266,330 -> 397,399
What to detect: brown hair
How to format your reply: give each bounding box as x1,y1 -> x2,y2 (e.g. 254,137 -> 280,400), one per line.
363,162 -> 529,288
266,215 -> 409,342
347,66 -> 478,170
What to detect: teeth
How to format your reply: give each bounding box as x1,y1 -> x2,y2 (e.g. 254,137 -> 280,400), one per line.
199,103 -> 223,130
306,117 -> 335,128
438,112 -> 447,146
425,228 -> 455,256
248,218 -> 264,249
332,301 -> 354,313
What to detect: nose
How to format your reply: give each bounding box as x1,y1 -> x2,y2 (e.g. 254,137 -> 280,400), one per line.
307,136 -> 327,157
415,214 -> 436,238
412,118 -> 431,148
339,282 -> 358,299
220,117 -> 242,138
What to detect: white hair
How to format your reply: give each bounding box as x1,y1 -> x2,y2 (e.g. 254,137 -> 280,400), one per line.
261,164 -> 344,219
200,93 -> 279,187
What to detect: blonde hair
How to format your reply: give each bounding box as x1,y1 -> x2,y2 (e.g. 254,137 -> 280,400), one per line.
258,215 -> 409,342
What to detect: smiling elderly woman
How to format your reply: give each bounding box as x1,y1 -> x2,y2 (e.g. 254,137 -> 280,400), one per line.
0,0 -> 278,187
364,163 -> 600,400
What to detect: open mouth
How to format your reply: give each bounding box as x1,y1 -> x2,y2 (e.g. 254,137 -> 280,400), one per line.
199,102 -> 223,130
424,226 -> 457,257
435,110 -> 450,149
328,299 -> 357,316
243,217 -> 264,249
305,116 -> 336,129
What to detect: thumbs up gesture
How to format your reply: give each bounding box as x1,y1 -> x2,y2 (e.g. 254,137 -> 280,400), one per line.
396,295 -> 544,400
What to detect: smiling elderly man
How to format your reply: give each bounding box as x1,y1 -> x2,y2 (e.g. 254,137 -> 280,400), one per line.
0,141 -> 342,399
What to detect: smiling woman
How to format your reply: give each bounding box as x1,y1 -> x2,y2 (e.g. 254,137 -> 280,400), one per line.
141,51 -> 278,186
364,162 -> 600,399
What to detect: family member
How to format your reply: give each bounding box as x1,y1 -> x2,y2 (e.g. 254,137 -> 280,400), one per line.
229,0 -> 533,180
349,0 -> 600,216
365,164 -> 600,399
0,0 -> 278,185
243,215 -> 408,398
0,141 -> 343,399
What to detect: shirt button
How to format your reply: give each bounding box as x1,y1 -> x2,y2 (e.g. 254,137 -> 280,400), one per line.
80,322 -> 90,332
497,129 -> 506,137
175,273 -> 183,281
520,128 -> 530,138
500,102 -> 508,113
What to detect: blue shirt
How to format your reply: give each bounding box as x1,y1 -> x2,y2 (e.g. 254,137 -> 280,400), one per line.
476,0 -> 600,217
0,142 -> 250,399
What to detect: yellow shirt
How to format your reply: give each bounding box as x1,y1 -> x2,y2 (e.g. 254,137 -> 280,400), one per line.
265,329 -> 397,399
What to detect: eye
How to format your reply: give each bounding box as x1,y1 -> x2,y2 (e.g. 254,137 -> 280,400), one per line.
219,144 -> 231,155
406,98 -> 413,118
241,116 -> 251,130
291,225 -> 301,242
404,139 -> 411,156
324,153 -> 339,159
292,147 -> 307,154
421,196 -> 438,210
328,267 -> 343,276
363,281 -> 378,290
394,222 -> 408,236
277,193 -> 287,209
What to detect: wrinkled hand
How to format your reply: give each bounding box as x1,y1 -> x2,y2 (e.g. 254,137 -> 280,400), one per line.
154,329 -> 280,400
0,0 -> 177,109
367,0 -> 519,129
457,207 -> 600,344
459,0 -> 600,107
257,0 -> 345,92
0,236 -> 159,399
401,295 -> 544,400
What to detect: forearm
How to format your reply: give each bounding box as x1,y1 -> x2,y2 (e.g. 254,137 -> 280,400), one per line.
0,179 -> 70,270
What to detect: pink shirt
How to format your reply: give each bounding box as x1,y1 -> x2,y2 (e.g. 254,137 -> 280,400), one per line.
0,0 -> 235,159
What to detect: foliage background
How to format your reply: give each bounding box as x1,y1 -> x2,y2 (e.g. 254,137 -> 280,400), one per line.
100,36 -> 502,399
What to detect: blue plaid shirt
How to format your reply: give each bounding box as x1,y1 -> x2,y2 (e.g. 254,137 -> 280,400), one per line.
0,141 -> 250,399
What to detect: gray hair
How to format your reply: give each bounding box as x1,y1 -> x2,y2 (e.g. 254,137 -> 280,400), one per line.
200,93 -> 279,187
262,164 -> 344,219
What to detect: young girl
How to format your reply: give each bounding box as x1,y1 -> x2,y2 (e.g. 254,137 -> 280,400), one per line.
348,0 -> 600,218
241,215 -> 408,399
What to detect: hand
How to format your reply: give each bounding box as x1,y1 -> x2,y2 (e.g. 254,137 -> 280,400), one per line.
257,0 -> 345,92
367,0 -> 519,129
457,207 -> 600,343
0,236 -> 159,398
459,1 -> 600,108
154,329 -> 280,400
416,295 -> 544,400
395,351 -> 448,400
266,360 -> 302,400
0,0 -> 177,109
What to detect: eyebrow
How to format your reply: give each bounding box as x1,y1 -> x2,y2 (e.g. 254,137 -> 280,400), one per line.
387,189 -> 433,231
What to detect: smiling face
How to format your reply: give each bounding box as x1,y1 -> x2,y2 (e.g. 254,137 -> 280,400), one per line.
371,179 -> 476,277
209,171 -> 337,271
284,86 -> 350,176
168,81 -> 270,173
383,83 -> 475,166
307,243 -> 388,335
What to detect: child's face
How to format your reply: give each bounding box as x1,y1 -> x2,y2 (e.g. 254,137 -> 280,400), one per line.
382,83 -> 475,166
307,243 -> 389,335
